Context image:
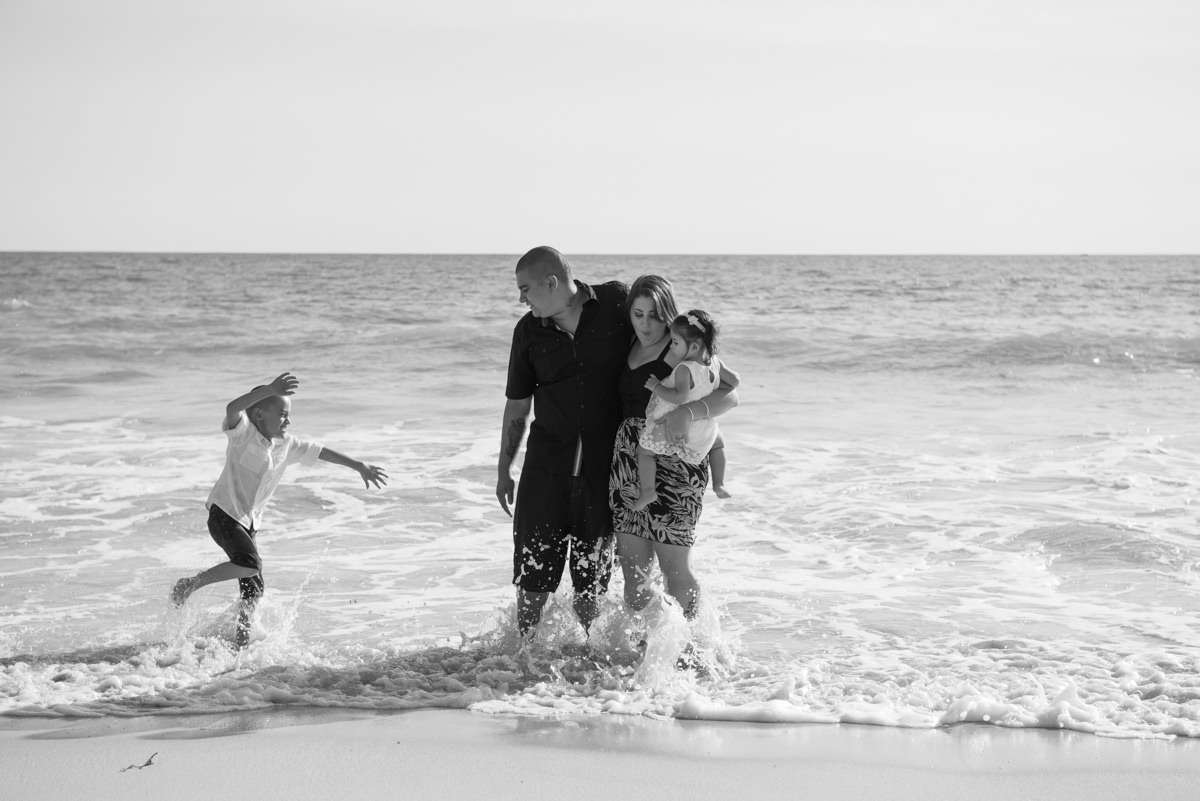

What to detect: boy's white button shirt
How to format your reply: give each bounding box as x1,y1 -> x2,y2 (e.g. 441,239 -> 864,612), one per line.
206,412 -> 323,529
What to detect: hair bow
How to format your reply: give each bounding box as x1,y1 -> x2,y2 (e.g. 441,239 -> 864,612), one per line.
686,313 -> 706,332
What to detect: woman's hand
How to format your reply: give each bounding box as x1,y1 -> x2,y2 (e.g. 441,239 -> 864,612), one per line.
661,406 -> 690,442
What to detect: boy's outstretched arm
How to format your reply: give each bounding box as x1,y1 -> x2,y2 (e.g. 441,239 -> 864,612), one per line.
225,372 -> 299,429
319,448 -> 389,488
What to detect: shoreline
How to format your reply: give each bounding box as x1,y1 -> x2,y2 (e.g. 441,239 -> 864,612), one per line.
5,708 -> 1200,800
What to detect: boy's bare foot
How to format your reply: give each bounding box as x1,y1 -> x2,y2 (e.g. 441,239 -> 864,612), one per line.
170,576 -> 197,607
630,489 -> 658,512
713,485 -> 732,499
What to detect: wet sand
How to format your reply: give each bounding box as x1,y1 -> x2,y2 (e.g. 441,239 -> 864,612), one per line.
5,708 -> 1200,800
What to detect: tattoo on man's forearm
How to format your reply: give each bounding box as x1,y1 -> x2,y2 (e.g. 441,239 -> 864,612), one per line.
505,417 -> 526,459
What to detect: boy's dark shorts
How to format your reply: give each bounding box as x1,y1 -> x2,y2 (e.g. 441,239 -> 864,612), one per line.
512,468 -> 613,596
207,504 -> 264,600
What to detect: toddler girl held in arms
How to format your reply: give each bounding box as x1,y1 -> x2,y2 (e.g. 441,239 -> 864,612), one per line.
632,309 -> 731,512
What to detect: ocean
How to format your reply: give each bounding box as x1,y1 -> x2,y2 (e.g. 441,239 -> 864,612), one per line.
1,252 -> 1198,738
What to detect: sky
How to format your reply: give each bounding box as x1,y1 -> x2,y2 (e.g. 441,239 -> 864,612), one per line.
1,0 -> 1197,254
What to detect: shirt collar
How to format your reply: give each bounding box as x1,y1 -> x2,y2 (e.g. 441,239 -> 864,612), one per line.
538,280 -> 596,327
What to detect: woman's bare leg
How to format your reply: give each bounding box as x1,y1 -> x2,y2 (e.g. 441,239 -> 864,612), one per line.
652,541 -> 700,619
616,531 -> 657,611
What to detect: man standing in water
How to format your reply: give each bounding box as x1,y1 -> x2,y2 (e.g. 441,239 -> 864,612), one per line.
497,246 -> 630,639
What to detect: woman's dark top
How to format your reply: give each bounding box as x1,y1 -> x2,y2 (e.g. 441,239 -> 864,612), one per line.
618,343 -> 672,419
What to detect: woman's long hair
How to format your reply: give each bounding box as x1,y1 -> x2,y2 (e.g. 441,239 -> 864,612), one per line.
626,274 -> 679,325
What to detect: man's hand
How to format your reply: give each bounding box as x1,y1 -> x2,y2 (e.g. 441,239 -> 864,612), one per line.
269,372 -> 300,396
497,474 -> 515,517
357,464 -> 389,489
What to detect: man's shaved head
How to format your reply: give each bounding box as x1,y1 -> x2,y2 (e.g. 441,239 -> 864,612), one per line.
515,245 -> 572,282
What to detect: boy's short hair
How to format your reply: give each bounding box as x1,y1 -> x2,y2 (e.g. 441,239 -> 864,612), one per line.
247,388 -> 280,416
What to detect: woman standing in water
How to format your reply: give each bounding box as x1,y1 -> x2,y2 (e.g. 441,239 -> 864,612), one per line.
608,275 -> 739,622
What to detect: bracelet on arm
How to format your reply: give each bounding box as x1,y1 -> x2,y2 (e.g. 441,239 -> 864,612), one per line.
699,400 -> 710,420
686,404 -> 696,422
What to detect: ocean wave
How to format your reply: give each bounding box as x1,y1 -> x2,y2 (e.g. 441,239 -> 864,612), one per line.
4,613 -> 1199,739
995,523 -> 1197,573
774,332 -> 1200,373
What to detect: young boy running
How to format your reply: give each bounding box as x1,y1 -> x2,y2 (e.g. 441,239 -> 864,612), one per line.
170,372 -> 387,648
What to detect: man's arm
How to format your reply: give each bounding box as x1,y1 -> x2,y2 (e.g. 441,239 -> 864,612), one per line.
318,447 -> 389,489
496,396 -> 532,517
225,372 -> 298,429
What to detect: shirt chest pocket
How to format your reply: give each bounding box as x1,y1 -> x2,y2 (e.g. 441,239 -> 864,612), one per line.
530,338 -> 575,385
237,445 -> 272,475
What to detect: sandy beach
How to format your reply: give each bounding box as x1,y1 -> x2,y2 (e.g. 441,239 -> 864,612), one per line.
5,709 -> 1200,801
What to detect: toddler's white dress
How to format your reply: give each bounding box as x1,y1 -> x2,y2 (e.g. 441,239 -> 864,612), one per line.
639,358 -> 721,465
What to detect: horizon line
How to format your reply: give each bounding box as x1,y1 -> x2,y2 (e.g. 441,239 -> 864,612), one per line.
3,249 -> 1195,258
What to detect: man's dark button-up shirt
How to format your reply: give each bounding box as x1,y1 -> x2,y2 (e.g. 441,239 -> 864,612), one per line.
505,280 -> 631,481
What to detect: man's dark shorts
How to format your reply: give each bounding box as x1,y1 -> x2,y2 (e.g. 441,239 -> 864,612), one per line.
513,468 -> 613,596
207,504 -> 265,601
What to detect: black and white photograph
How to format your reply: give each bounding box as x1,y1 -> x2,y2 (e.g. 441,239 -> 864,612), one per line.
2,2 -> 1198,799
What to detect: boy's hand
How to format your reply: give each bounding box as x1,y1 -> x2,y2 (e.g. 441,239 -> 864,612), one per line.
357,464 -> 389,489
269,372 -> 300,396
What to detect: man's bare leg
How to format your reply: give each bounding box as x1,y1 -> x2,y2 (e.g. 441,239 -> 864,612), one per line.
517,588 -> 549,638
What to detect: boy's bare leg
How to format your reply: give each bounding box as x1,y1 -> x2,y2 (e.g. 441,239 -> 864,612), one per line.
172,561 -> 260,606
631,447 -> 659,512
234,574 -> 265,650
235,598 -> 257,649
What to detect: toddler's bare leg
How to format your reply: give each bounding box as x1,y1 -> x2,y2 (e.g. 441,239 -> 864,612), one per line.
631,446 -> 659,511
709,442 -> 731,499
